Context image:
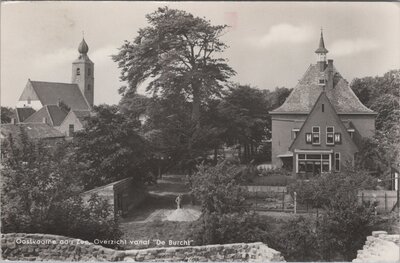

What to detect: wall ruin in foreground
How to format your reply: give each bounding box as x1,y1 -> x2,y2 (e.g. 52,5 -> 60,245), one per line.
352,231 -> 399,262
1,233 -> 285,262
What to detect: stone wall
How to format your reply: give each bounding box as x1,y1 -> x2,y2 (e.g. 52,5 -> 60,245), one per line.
1,233 -> 285,262
352,231 -> 399,262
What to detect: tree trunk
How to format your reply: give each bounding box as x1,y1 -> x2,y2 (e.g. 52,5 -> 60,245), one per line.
213,147 -> 218,164
191,84 -> 201,128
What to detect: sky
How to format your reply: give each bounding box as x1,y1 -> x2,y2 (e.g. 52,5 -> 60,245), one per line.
1,1 -> 399,107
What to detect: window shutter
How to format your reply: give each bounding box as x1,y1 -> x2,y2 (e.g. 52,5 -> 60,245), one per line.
305,133 -> 312,143
334,133 -> 341,144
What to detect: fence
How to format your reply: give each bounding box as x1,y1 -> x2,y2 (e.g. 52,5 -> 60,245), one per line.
358,190 -> 398,213
245,187 -> 398,214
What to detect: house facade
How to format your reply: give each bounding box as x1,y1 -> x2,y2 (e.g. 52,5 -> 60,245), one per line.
15,38 -> 93,136
270,31 -> 376,177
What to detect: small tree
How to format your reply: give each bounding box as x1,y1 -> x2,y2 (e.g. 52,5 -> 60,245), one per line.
191,161 -> 246,214
74,104 -> 151,189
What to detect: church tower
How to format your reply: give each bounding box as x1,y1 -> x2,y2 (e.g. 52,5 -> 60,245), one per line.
315,29 -> 328,72
72,38 -> 94,107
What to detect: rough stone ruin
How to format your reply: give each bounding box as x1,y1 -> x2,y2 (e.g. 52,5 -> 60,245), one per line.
1,233 -> 285,262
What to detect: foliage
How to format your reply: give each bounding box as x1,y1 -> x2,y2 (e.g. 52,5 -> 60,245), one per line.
269,216 -> 320,262
73,104 -> 151,189
113,7 -> 235,126
1,130 -> 121,245
1,106 -> 15,123
189,161 -> 271,245
191,211 -> 269,245
288,169 -> 378,209
190,161 -> 247,214
282,169 -> 377,261
316,193 -> 376,261
351,69 -> 399,108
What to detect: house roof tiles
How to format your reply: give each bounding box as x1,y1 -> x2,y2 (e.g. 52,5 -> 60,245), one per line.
271,64 -> 375,114
1,123 -> 65,140
24,105 -> 68,126
15,108 -> 36,123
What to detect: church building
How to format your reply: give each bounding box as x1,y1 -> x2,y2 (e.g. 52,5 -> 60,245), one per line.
15,38 -> 94,137
269,31 -> 376,177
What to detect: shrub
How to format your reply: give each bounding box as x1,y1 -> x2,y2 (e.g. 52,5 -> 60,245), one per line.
191,211 -> 269,245
1,132 -> 122,246
269,216 -> 320,262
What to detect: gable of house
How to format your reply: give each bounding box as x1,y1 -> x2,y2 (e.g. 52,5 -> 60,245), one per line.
57,110 -> 90,136
290,92 -> 358,152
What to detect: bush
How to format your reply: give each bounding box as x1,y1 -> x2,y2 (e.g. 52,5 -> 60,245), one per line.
191,211 -> 269,245
269,216 -> 320,262
1,132 -> 122,247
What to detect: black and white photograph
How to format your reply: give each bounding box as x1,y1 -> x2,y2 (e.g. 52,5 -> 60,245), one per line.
1,1 -> 399,262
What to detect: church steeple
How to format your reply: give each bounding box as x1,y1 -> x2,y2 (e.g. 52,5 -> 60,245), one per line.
72,37 -> 94,107
78,38 -> 89,55
315,29 -> 328,71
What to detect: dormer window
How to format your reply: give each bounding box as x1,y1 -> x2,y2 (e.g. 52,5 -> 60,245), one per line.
76,68 -> 80,75
292,128 -> 300,139
348,129 -> 355,139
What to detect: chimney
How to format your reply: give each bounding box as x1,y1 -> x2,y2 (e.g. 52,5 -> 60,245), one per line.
11,118 -> 16,124
42,117 -> 47,124
327,59 -> 334,90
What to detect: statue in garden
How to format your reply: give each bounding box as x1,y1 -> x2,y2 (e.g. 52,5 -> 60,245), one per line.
175,194 -> 182,210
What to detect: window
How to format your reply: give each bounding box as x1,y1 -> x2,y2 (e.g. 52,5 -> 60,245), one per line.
76,68 -> 80,75
299,161 -> 306,173
69,124 -> 74,137
296,153 -> 332,174
334,133 -> 342,144
88,68 -> 91,76
348,129 -> 355,139
322,161 -> 330,172
318,79 -> 326,85
335,152 -> 340,171
292,128 -> 300,139
312,126 -> 320,145
87,84 -> 91,91
305,133 -> 312,144
322,104 -> 325,112
326,126 -> 334,145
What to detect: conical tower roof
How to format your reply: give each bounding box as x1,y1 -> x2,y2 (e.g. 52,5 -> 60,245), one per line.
315,30 -> 329,54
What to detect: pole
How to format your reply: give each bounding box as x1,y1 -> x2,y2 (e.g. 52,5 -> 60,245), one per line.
294,191 -> 297,214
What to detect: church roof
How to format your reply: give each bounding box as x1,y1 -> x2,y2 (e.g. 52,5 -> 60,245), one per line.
270,64 -> 375,114
24,105 -> 68,126
15,107 -> 36,123
28,80 -> 90,110
1,123 -> 65,140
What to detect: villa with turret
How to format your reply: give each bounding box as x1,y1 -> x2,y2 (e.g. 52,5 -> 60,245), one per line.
270,32 -> 376,177
4,38 -> 94,138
